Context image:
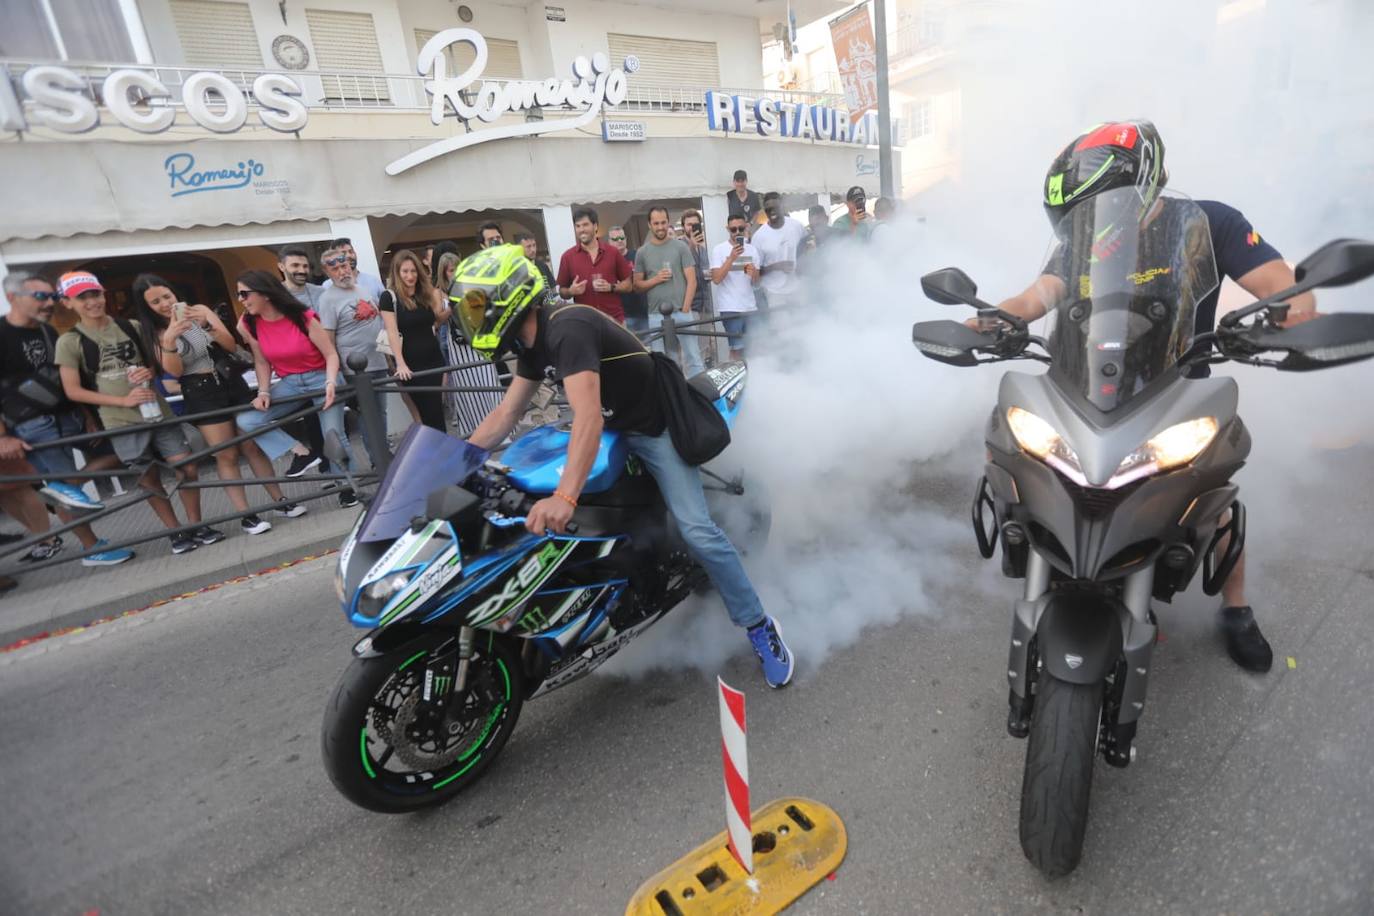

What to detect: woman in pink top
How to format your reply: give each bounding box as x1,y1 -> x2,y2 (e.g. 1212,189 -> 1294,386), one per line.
233,271 -> 356,490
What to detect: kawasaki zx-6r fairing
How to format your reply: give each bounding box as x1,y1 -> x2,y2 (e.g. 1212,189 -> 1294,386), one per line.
911,188 -> 1374,877
321,362 -> 764,813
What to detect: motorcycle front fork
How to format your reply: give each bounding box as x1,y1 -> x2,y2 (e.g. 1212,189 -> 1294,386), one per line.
1005,553 -> 1158,768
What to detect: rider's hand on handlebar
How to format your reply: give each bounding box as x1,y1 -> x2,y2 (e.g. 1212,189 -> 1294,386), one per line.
525,495 -> 575,535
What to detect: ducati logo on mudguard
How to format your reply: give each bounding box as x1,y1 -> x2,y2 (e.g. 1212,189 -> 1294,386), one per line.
1065,654 -> 1084,670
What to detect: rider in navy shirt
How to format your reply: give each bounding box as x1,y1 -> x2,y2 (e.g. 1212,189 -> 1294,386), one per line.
993,121 -> 1316,676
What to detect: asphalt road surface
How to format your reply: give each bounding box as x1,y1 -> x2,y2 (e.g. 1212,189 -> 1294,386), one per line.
3,452 -> 1372,915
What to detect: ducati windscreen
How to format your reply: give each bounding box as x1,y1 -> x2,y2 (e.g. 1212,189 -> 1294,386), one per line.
1041,189 -> 1219,412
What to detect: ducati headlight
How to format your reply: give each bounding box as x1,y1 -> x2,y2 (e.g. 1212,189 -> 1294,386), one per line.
1107,417 -> 1218,488
1007,407 -> 1085,480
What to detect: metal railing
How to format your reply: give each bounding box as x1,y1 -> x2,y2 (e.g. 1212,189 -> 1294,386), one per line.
0,57 -> 844,118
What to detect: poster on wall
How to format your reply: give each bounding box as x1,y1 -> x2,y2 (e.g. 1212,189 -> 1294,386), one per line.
828,6 -> 878,125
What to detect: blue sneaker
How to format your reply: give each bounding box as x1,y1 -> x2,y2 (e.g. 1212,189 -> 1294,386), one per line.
81,539 -> 134,567
747,616 -> 794,689
39,481 -> 103,512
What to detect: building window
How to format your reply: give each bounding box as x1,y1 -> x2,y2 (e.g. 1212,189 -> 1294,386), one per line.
414,30 -> 523,80
902,98 -> 932,142
170,0 -> 263,70
0,0 -> 136,62
306,8 -> 390,103
607,33 -> 720,89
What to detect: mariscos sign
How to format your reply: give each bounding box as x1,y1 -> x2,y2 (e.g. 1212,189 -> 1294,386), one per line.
384,29 -> 629,175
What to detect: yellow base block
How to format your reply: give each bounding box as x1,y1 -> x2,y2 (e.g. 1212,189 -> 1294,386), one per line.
626,797 -> 847,915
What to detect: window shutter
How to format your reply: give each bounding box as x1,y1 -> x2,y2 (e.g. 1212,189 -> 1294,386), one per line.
415,31 -> 523,81
306,8 -> 389,102
169,0 -> 263,70
607,33 -> 719,88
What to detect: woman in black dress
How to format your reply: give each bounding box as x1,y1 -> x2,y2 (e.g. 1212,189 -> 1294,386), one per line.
381,249 -> 450,432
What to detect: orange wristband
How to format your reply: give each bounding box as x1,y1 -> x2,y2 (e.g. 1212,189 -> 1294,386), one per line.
553,490 -> 578,508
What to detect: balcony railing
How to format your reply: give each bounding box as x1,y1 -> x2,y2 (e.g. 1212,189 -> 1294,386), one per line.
0,58 -> 845,120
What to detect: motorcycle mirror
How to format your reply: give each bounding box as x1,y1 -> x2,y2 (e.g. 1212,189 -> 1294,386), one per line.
921,267 -> 981,307
1293,238 -> 1374,289
1247,312 -> 1374,370
16,376 -> 62,411
425,484 -> 481,524
912,319 -> 991,367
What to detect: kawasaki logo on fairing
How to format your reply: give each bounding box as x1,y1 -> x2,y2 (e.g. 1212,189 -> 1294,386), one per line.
469,541 -> 569,625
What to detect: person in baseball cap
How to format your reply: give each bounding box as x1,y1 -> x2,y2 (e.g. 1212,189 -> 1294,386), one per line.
57,271 -> 104,299
832,186 -> 873,240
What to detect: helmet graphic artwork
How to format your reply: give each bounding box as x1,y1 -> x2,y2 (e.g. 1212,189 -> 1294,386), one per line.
1044,120 -> 1168,233
450,244 -> 546,359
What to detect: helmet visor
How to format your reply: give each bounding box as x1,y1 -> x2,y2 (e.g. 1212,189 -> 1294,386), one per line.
451,284 -> 501,355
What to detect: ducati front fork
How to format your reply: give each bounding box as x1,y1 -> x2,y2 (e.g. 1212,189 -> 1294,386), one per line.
1004,554 -> 1158,767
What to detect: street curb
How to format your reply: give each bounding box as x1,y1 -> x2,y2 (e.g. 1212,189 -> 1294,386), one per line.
0,533 -> 346,646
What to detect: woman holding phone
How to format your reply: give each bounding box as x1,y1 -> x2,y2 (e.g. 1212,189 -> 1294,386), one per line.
380,249 -> 449,432
133,275 -> 306,534
233,270 -> 358,509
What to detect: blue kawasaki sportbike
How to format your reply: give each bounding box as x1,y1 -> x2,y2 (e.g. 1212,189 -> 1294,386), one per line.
321,362 -> 761,812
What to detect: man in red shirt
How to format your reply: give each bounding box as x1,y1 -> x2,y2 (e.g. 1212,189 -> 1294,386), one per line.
556,207 -> 633,323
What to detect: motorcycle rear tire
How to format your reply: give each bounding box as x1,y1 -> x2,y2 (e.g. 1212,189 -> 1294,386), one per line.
321,632 -> 523,813
1018,674 -> 1103,878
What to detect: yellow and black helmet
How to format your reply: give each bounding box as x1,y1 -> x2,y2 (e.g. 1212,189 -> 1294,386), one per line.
449,244 -> 546,359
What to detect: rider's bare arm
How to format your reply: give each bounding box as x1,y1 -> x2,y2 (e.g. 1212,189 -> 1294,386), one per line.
557,370 -> 604,500
468,375 -> 540,451
996,274 -> 1068,324
1234,259 -> 1317,326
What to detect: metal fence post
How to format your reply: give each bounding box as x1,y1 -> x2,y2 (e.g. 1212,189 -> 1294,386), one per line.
658,301 -> 682,367
347,352 -> 392,476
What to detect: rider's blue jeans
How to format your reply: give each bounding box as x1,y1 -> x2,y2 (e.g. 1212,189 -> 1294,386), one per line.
625,430 -> 766,629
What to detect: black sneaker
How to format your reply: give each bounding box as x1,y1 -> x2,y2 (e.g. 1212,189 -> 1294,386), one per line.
193,526 -> 226,546
241,514 -> 272,535
274,499 -> 308,518
20,535 -> 63,563
170,534 -> 199,555
285,453 -> 322,478
338,488 -> 359,509
1220,605 -> 1273,673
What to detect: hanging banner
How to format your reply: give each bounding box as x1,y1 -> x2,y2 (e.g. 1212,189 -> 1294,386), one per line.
828,5 -> 878,125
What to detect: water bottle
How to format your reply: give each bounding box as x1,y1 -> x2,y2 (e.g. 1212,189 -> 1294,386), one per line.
126,367 -> 162,421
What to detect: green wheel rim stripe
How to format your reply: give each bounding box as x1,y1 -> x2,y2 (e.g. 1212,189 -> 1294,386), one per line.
360,728 -> 377,779
435,658 -> 511,790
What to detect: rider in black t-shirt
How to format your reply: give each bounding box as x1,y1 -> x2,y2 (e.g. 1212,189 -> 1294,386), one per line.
993,120 -> 1317,674
451,245 -> 795,688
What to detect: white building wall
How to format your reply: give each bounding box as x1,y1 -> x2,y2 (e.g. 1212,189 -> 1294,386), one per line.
395,0 -> 536,76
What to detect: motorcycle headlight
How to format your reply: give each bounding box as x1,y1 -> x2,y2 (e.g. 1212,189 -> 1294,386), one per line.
366,573 -> 412,602
1107,417 -> 1218,489
1007,407 -> 1085,480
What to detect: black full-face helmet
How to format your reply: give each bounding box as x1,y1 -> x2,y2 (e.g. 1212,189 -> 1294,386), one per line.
1044,120 -> 1168,233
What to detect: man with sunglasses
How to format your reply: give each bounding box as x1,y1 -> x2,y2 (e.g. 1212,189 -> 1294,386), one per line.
316,246 -> 389,468
0,273 -> 133,566
320,238 -> 385,301
710,215 -> 762,361
606,226 -> 647,333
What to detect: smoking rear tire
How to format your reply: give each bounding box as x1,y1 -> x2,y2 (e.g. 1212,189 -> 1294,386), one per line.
321,632 -> 523,813
1018,674 -> 1103,878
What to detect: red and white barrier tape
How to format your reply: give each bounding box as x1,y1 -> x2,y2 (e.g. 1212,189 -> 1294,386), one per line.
718,675 -> 752,874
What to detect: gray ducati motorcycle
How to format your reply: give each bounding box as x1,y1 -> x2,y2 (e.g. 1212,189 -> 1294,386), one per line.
911,188 -> 1374,877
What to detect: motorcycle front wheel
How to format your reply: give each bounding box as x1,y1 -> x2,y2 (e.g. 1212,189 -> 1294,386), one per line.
1018,674 -> 1103,878
321,632 -> 523,813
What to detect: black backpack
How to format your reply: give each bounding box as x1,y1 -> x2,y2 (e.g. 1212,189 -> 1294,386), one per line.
649,352 -> 731,466
69,317 -> 152,391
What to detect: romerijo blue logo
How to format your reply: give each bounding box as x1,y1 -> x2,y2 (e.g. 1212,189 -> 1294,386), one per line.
164,153 -> 265,197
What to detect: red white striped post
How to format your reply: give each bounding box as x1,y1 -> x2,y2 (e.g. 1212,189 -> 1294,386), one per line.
718,675 -> 753,875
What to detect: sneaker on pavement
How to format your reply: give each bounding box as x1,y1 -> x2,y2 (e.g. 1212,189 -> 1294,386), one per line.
170,534 -> 199,555
193,526 -> 226,546
285,452 -> 322,478
82,539 -> 134,567
21,535 -> 63,563
38,481 -> 103,511
274,499 -> 308,518
747,616 -> 795,689
338,488 -> 359,509
1219,605 -> 1273,673
241,514 -> 272,535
